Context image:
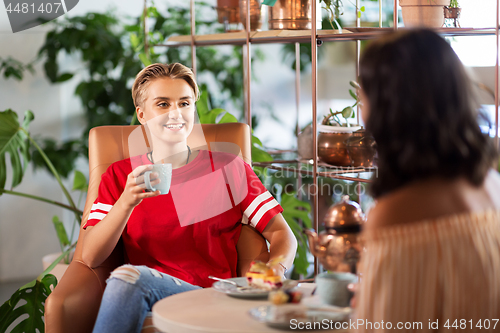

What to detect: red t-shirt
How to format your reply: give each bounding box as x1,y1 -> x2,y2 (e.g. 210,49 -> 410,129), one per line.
83,150 -> 283,287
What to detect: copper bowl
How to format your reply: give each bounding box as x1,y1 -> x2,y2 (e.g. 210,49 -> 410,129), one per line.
318,132 -> 352,166
346,129 -> 377,167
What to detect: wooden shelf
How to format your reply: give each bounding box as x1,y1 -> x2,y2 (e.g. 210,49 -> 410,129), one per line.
253,159 -> 375,183
157,27 -> 497,47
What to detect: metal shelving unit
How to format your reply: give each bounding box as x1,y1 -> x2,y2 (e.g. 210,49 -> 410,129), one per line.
161,27 -> 499,47
144,0 -> 500,274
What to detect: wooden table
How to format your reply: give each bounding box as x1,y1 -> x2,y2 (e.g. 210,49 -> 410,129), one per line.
152,284 -> 347,332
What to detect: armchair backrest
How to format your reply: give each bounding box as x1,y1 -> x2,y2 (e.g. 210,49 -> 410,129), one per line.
73,123 -> 269,276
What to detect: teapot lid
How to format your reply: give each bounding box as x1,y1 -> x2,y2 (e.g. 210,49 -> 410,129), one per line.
323,195 -> 366,231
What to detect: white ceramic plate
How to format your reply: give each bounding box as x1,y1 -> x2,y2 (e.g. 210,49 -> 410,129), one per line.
248,304 -> 351,330
211,277 -> 269,299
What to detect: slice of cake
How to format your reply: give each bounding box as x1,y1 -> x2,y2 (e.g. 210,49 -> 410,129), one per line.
246,260 -> 283,290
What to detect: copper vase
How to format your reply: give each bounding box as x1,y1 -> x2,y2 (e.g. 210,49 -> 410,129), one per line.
268,0 -> 321,30
239,0 -> 262,31
216,0 -> 241,24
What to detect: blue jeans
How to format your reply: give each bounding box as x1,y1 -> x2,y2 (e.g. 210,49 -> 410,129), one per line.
92,265 -> 201,333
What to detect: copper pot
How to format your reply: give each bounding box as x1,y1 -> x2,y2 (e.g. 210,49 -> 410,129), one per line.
304,195 -> 365,273
268,0 -> 321,30
346,129 -> 377,167
216,0 -> 241,24
318,132 -> 352,166
443,6 -> 461,19
239,0 -> 262,31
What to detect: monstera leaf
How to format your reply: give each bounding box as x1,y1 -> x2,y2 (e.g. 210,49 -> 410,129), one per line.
279,192 -> 312,276
0,109 -> 33,191
251,134 -> 273,163
0,274 -> 57,333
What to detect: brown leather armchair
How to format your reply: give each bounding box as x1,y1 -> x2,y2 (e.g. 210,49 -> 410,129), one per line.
45,123 -> 270,333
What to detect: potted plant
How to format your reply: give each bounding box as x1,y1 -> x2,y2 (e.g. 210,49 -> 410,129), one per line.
443,0 -> 461,27
318,81 -> 362,166
319,0 -> 367,31
0,109 -> 86,333
400,0 -> 449,28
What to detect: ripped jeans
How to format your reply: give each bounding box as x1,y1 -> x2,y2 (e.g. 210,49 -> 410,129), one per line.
92,265 -> 201,333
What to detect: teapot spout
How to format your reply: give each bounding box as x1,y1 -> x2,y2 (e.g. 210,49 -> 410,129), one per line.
303,228 -> 327,258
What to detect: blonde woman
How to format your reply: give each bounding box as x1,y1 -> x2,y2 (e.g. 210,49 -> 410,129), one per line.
81,63 -> 297,333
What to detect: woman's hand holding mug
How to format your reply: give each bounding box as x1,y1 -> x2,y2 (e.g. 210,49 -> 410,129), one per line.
120,165 -> 162,210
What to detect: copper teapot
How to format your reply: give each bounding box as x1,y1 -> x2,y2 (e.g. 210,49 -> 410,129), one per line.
304,195 -> 365,273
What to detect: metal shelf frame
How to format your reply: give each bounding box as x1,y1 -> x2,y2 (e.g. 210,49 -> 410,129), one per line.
143,0 -> 500,275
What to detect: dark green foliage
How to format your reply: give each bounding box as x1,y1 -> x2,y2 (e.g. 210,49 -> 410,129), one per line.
0,275 -> 57,333
31,138 -> 87,179
0,110 -> 33,190
0,57 -> 34,81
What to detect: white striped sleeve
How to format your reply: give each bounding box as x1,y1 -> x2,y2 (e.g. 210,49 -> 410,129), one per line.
243,191 -> 280,231
82,202 -> 114,228
91,202 -> 112,212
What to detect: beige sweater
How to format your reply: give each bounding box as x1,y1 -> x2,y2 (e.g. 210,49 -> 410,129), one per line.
355,210 -> 500,332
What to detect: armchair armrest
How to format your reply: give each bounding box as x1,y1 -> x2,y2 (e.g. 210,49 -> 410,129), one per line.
44,260 -> 113,333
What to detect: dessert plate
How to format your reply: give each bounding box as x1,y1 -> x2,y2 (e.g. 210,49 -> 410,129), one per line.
212,277 -> 269,299
248,303 -> 351,330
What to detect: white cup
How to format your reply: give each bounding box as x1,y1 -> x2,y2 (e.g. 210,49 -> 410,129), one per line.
144,163 -> 172,195
315,272 -> 357,307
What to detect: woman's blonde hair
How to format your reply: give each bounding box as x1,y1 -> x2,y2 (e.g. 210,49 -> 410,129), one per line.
131,63 -> 199,107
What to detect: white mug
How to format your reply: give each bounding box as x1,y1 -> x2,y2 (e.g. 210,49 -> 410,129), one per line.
315,272 -> 357,307
144,163 -> 172,195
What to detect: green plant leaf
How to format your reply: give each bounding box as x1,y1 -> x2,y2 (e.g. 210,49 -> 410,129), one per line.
199,108 -> 226,124
251,135 -> 263,147
341,106 -> 354,119
262,0 -> 278,6
360,6 -> 365,12
349,80 -> 360,89
251,145 -> 273,163
55,73 -> 74,82
52,215 -> 70,247
349,89 -> 357,101
0,110 -> 32,190
138,53 -> 151,66
72,170 -> 88,191
251,134 -> 273,163
217,112 -> 238,124
0,274 -> 57,333
196,90 -> 210,116
130,33 -> 140,50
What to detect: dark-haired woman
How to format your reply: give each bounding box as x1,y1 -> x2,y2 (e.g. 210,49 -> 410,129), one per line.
355,29 -> 500,331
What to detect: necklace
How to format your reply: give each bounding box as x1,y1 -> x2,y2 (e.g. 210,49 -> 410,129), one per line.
147,145 -> 191,165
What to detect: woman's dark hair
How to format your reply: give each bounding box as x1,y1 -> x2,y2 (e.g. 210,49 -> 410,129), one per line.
359,29 -> 497,198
